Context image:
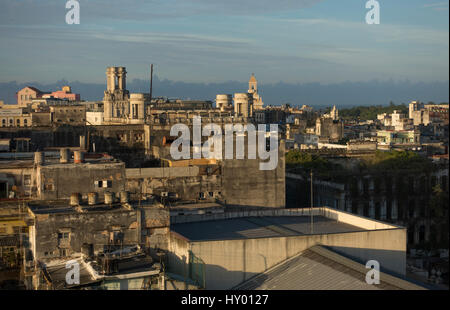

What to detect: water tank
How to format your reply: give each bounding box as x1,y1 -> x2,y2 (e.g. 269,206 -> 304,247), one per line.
119,191 -> 129,203
74,151 -> 84,164
88,192 -> 98,205
104,192 -> 114,204
216,94 -> 232,111
70,193 -> 80,206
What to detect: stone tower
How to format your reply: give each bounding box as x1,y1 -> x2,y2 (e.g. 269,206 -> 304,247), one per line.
330,105 -> 338,120
248,73 -> 263,110
248,73 -> 258,93
103,67 -> 130,122
234,93 -> 253,118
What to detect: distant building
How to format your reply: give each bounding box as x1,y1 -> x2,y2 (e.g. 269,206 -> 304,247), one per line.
16,86 -> 46,107
0,108 -> 31,128
86,111 -> 104,125
248,73 -> 264,110
377,129 -> 420,146
315,117 -> 344,142
44,86 -> 80,101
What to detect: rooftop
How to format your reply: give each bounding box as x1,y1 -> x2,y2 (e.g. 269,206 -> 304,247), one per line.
233,245 -> 426,290
28,200 -> 131,215
171,215 -> 364,241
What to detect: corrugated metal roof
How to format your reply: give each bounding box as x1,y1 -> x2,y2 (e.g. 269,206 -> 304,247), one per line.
233,246 -> 427,290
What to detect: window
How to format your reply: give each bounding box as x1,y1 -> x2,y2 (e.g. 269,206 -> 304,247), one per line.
24,119 -> 28,126
58,232 -> 70,239
16,119 -> 20,126
95,180 -> 103,188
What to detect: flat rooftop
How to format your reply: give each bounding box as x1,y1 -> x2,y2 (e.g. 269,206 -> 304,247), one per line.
28,200 -> 131,215
171,215 -> 364,241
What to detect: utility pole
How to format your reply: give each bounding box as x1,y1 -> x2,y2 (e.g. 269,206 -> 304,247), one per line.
310,170 -> 314,234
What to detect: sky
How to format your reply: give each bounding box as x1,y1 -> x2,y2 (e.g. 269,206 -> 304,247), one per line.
0,0 -> 448,103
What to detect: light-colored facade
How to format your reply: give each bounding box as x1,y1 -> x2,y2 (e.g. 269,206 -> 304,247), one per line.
86,111 -> 104,125
0,108 -> 31,128
377,129 -> 420,145
16,86 -> 47,107
233,93 -> 253,117
248,73 -> 264,110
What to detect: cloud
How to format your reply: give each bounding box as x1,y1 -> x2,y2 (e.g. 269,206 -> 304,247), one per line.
423,1 -> 449,11
0,0 -> 325,26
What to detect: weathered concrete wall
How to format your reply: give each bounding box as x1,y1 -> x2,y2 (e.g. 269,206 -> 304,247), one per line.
221,140 -> 285,208
140,206 -> 170,251
37,162 -> 126,200
33,209 -> 139,261
167,232 -> 190,280
126,166 -> 222,202
179,228 -> 406,289
168,207 -> 406,289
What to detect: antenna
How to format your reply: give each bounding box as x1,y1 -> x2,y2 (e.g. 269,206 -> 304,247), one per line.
150,64 -> 153,103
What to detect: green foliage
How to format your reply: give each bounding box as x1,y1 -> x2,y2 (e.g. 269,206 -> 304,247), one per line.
339,103 -> 408,120
286,150 -> 338,173
361,150 -> 432,171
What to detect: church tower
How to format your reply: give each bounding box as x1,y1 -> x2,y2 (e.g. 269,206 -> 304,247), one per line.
103,67 -> 130,123
248,73 -> 258,94
248,73 -> 264,110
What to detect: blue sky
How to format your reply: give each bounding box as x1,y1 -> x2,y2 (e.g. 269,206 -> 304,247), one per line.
0,0 -> 448,85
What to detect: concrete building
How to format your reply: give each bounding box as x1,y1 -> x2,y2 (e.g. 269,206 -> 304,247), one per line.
215,94 -> 232,112
86,111 -> 104,125
286,163 -> 449,247
28,198 -> 139,261
0,109 -> 31,128
377,129 -> 420,147
234,93 -> 253,118
50,105 -> 86,126
0,150 -> 126,200
168,207 -> 411,289
316,117 -> 344,142
234,245 -> 425,290
103,67 -> 131,123
16,86 -> 46,108
45,86 -> 80,101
